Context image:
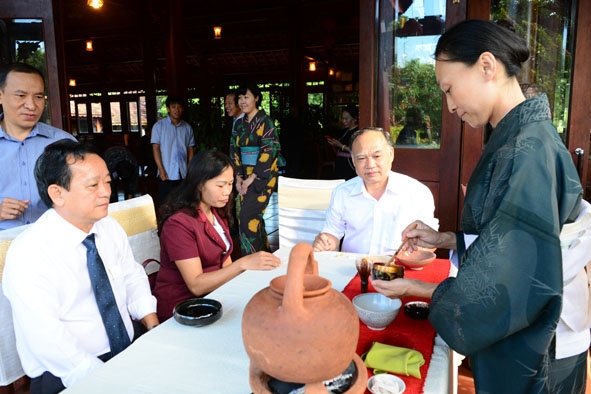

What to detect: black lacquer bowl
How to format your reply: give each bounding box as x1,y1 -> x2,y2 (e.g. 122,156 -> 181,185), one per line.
173,298 -> 223,327
404,301 -> 429,320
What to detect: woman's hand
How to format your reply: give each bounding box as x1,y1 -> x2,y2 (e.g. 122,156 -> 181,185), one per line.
236,174 -> 255,195
401,220 -> 456,252
235,176 -> 246,195
371,278 -> 437,299
327,138 -> 348,151
238,251 -> 281,271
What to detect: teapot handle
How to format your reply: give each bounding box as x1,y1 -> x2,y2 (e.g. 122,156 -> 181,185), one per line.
283,243 -> 318,315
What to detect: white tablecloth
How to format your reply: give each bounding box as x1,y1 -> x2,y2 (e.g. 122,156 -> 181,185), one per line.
63,249 -> 453,393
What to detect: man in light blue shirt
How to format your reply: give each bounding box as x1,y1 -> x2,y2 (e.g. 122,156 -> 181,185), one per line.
0,63 -> 76,230
150,96 -> 195,204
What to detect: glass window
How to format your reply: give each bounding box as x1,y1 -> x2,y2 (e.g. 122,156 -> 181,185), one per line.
139,96 -> 148,136
69,100 -> 78,136
110,102 -> 121,133
0,19 -> 51,122
377,0 -> 446,149
91,102 -> 103,133
77,103 -> 88,134
128,101 -> 139,132
492,1 -> 575,144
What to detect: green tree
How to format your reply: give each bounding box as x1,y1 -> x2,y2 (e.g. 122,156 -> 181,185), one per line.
390,59 -> 441,145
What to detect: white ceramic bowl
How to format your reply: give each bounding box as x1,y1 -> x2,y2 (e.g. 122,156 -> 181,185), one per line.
352,293 -> 401,330
367,373 -> 406,394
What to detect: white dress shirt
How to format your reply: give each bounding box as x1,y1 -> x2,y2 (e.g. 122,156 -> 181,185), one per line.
3,209 -> 156,387
322,171 -> 438,254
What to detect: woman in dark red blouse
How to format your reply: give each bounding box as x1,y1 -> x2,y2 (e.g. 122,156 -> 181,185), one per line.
153,150 -> 281,321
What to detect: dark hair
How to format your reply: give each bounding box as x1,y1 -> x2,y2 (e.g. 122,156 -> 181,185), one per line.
158,150 -> 235,231
165,95 -> 185,108
226,91 -> 238,106
434,19 -> 530,77
343,105 -> 359,120
237,83 -> 263,108
349,127 -> 394,150
0,63 -> 45,90
34,139 -> 98,207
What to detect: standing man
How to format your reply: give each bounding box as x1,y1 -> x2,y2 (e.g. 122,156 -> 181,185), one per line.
0,63 -> 76,230
4,140 -> 158,394
225,90 -> 244,129
222,91 -> 244,155
151,96 -> 195,205
313,127 -> 438,254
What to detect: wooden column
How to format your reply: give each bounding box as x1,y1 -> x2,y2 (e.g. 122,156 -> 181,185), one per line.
164,0 -> 187,98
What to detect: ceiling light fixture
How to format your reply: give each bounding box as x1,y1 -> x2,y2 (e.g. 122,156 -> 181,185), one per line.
213,26 -> 222,40
87,0 -> 104,9
309,61 -> 316,72
85,40 -> 93,51
86,0 -> 105,10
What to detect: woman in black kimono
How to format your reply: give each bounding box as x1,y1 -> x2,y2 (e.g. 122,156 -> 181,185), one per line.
372,20 -> 584,394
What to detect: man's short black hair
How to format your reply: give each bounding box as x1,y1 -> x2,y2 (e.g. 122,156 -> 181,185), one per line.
34,139 -> 98,207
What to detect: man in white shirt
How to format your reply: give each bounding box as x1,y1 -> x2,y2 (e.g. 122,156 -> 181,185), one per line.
313,127 -> 437,255
4,140 -> 158,394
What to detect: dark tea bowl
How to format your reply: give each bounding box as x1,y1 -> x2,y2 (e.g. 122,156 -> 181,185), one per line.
371,262 -> 405,281
404,301 -> 430,320
173,298 -> 223,327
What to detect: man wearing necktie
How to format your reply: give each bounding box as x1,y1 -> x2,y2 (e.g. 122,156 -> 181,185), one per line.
4,140 -> 159,394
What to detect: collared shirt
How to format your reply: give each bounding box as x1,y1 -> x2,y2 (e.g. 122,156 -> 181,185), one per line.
153,208 -> 233,321
150,116 -> 195,180
232,112 -> 245,129
0,116 -> 76,230
3,209 -> 156,387
322,171 -> 438,254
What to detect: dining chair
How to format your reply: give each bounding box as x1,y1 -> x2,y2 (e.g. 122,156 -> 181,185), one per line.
0,225 -> 29,391
108,194 -> 160,279
277,176 -> 345,249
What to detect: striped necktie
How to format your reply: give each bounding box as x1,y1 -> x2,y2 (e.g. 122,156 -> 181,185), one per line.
83,234 -> 131,356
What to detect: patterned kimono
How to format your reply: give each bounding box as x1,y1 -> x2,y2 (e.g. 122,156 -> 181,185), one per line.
430,94 -> 583,394
229,109 -> 281,255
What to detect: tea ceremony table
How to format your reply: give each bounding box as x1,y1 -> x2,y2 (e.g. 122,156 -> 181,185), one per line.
62,248 -> 457,394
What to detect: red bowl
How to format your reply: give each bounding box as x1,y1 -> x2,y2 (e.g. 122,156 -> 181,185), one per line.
396,250 -> 436,270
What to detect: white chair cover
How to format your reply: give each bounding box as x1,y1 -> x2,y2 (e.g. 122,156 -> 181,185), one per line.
0,225 -> 29,385
108,194 -> 160,275
277,176 -> 345,249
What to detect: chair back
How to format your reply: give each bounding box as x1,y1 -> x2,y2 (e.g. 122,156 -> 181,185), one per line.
277,176 -> 345,249
108,194 -> 160,277
0,225 -> 28,385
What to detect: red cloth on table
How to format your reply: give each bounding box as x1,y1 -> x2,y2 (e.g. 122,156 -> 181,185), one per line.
341,258 -> 451,394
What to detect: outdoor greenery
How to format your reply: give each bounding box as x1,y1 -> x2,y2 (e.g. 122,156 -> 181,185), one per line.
492,0 -> 572,138
390,58 -> 442,146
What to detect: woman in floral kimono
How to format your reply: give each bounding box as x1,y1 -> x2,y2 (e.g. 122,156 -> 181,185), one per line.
229,83 -> 281,255
372,20 -> 584,393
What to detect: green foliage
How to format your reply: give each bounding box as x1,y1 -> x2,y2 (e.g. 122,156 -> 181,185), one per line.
390,59 -> 441,145
492,0 -> 572,136
184,97 -> 225,151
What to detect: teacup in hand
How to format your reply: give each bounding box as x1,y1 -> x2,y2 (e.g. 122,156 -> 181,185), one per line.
371,262 -> 404,281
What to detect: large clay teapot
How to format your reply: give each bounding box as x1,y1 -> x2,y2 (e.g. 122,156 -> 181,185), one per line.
242,243 -> 361,388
